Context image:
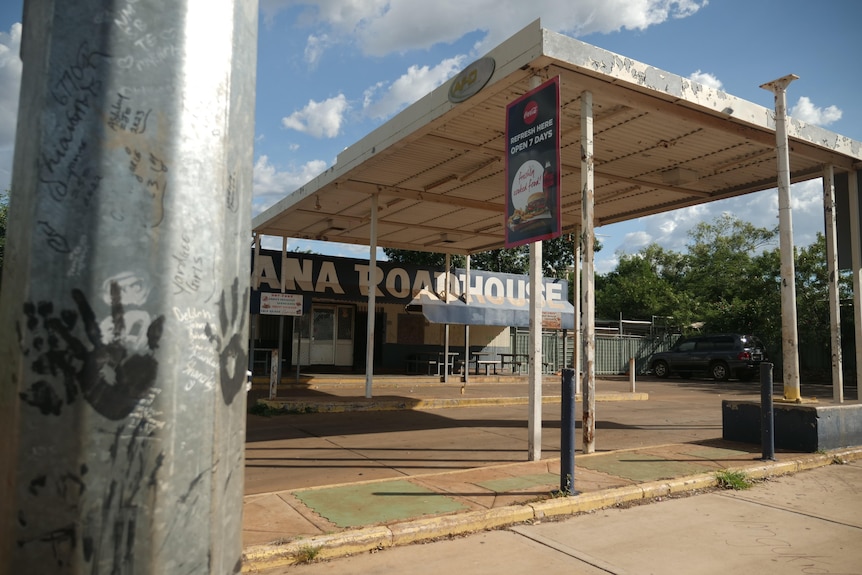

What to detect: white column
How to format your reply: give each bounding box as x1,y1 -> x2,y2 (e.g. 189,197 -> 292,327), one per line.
760,74 -> 801,401
849,170 -> 862,397
365,194 -> 379,398
528,75 -> 543,461
463,255 -> 471,387
444,253 -> 451,383
581,90 -> 596,454
822,166 -> 843,402
573,226 -> 582,395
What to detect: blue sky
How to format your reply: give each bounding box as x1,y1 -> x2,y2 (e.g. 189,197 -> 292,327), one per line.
1,0 -> 860,273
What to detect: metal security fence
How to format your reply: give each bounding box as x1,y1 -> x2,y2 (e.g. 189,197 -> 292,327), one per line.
594,334 -> 676,375
511,329 -> 678,375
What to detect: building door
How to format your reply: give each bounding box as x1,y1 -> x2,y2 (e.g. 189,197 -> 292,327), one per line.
310,306 -> 335,364
293,304 -> 355,367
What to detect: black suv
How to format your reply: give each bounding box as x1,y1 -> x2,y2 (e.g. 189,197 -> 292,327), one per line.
648,334 -> 768,381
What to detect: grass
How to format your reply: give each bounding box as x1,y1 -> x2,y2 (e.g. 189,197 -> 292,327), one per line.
294,545 -> 321,564
715,470 -> 753,490
248,402 -> 320,416
248,402 -> 282,417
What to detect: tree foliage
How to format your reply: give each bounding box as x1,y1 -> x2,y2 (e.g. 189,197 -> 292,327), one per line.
384,233 -> 592,278
594,213 -> 853,376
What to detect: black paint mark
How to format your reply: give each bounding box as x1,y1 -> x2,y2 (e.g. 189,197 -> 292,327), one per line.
18,283 -> 165,420
206,277 -> 248,405
19,381 -> 63,415
36,220 -> 72,254
28,475 -> 47,496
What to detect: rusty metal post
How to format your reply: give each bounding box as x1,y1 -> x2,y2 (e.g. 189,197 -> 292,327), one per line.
822,165 -> 844,402
760,74 -> 801,402
0,1 -> 257,573
580,90 -> 596,454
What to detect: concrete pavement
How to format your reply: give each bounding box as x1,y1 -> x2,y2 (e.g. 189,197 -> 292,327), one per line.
269,461 -> 862,575
240,375 -> 861,573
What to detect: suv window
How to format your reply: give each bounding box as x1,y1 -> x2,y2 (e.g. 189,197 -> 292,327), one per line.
677,340 -> 696,352
712,336 -> 734,350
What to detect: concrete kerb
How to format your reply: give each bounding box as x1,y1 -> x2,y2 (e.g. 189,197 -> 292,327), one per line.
240,447 -> 862,573
259,392 -> 649,414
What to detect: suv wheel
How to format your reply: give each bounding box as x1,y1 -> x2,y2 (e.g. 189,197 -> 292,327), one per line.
710,361 -> 730,381
653,360 -> 670,378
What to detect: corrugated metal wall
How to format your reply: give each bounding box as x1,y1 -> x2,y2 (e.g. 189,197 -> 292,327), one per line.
511,329 -> 677,374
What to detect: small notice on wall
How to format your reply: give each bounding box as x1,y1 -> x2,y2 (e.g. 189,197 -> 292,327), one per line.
542,311 -> 562,330
260,292 -> 303,316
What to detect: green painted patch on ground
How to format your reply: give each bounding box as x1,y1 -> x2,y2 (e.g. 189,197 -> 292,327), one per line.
294,480 -> 468,528
683,446 -> 753,460
477,473 -> 559,493
578,452 -> 711,482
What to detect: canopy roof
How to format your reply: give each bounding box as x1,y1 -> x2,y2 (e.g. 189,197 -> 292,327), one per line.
405,288 -> 575,329
253,20 -> 862,255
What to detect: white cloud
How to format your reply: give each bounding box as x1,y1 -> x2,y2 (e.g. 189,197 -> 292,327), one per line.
689,69 -> 722,90
281,94 -> 349,138
791,96 -> 842,127
0,22 -> 22,191
267,0 -> 707,60
252,154 -> 328,214
304,33 -> 330,68
363,56 -> 465,120
601,179 -> 826,271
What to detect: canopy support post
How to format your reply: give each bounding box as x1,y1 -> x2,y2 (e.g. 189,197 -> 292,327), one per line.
761,74 -> 802,402
365,194 -> 379,398
581,90 -> 597,454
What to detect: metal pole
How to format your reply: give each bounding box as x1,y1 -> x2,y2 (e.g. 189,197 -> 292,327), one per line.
365,194 -> 379,398
528,75 -> 543,462
573,227 -> 581,395
848,170 -> 862,398
275,236 -> 287,393
294,315 -> 302,382
443,253 -> 451,383
0,1 -> 257,572
760,363 -> 775,461
250,234 -> 261,376
463,255 -> 471,388
760,74 -> 801,402
560,368 -> 578,495
822,165 -> 843,402
581,90 -> 596,453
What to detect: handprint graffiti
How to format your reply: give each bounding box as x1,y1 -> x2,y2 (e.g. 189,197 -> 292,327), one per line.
206,277 -> 248,405
19,277 -> 165,420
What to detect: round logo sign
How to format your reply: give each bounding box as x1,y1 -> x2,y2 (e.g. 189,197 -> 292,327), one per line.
448,57 -> 496,104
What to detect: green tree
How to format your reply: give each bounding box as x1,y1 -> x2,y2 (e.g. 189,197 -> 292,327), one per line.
793,233 -> 853,353
595,213 -> 783,340
381,249 -> 465,269
595,245 -> 680,321
384,233 -> 587,278
680,213 -> 778,305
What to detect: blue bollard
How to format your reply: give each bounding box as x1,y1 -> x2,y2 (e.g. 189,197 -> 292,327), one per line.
761,362 -> 775,461
561,368 -> 579,495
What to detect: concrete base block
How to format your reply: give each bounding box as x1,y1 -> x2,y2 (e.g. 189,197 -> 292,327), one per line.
722,400 -> 862,452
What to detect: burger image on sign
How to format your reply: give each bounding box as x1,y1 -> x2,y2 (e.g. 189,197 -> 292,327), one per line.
508,159 -> 551,232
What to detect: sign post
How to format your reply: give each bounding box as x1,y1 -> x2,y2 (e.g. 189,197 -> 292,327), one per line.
259,293 -> 302,399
